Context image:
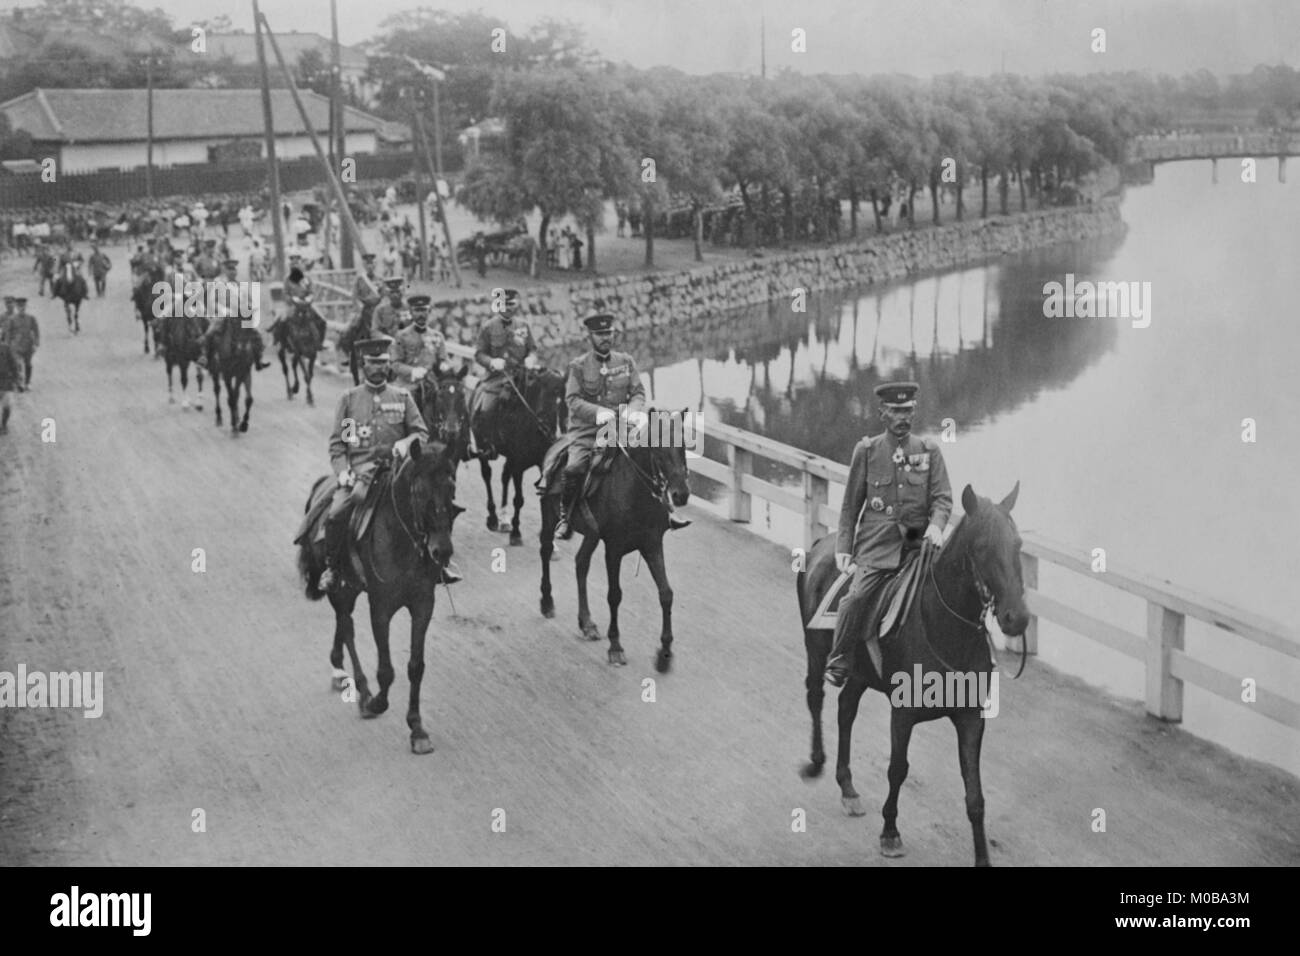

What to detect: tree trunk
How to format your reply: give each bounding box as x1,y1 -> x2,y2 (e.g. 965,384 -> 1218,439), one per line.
849,183 -> 859,238
907,181 -> 917,228
586,222 -> 596,274
956,163 -> 964,221
761,182 -> 771,244
981,166 -> 989,218
1000,168 -> 1010,215
643,195 -> 655,268
1016,164 -> 1026,211
929,172 -> 940,225
692,202 -> 703,262
782,187 -> 794,246
869,186 -> 884,233
738,181 -> 755,252
537,212 -> 551,261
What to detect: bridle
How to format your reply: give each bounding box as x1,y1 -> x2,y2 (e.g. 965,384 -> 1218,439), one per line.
370,455 -> 452,584
922,538 -> 1027,679
503,368 -> 559,441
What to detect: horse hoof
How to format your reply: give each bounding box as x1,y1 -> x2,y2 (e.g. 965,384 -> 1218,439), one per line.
182,399 -> 191,410
608,649 -> 627,666
580,624 -> 601,642
799,760 -> 825,781
841,796 -> 867,817
362,697 -> 387,719
194,401 -> 203,411
330,670 -> 349,691
541,599 -> 555,618
509,532 -> 523,547
486,516 -> 499,532
410,734 -> 435,755
655,649 -> 672,673
239,422 -> 249,433
880,835 -> 906,858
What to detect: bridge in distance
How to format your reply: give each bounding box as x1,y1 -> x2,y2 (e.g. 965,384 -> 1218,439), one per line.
0,269 -> 1297,867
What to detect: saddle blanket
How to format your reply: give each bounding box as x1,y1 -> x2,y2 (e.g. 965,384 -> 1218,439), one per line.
804,545 -> 931,639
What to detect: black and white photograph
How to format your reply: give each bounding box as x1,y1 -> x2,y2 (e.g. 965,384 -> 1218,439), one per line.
0,0 -> 1296,894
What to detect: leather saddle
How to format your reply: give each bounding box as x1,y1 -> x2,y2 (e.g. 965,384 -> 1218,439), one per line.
805,545 -> 932,644
293,468 -> 394,585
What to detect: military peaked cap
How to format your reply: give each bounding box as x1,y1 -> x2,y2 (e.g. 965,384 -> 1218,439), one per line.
874,381 -> 919,408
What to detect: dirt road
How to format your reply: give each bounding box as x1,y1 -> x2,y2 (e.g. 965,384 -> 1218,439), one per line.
2,257 -> 1298,866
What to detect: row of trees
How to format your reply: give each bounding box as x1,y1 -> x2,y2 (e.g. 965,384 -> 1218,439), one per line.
453,67 -> 1163,270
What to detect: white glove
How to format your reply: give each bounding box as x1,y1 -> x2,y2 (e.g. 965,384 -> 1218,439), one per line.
924,524 -> 945,548
595,407 -> 616,426
523,354 -> 540,370
490,357 -> 506,372
337,469 -> 355,488
626,409 -> 649,430
440,360 -> 455,374
835,553 -> 855,575
410,366 -> 428,382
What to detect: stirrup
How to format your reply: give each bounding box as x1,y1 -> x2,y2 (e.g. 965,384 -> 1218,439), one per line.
554,507 -> 574,540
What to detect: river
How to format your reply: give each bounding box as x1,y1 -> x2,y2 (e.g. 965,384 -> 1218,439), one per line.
624,160 -> 1300,775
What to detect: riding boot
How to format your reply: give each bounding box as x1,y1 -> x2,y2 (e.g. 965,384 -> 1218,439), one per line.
318,514 -> 350,593
554,472 -> 583,540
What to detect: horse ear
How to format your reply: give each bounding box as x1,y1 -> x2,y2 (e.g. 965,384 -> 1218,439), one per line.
999,480 -> 1020,513
961,484 -> 978,516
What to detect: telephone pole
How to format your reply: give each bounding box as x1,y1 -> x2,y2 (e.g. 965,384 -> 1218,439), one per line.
252,0 -> 286,280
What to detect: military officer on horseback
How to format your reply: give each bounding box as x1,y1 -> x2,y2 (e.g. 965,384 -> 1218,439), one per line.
197,258 -> 271,370
267,254 -> 328,350
823,381 -> 952,687
318,337 -> 460,593
553,313 -> 690,540
390,295 -> 448,388
372,277 -> 407,337
469,288 -> 536,459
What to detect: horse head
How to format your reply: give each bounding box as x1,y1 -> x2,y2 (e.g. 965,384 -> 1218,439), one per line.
425,364 -> 470,442
402,438 -> 464,569
952,482 -> 1030,638
625,407 -> 692,509
522,366 -> 568,436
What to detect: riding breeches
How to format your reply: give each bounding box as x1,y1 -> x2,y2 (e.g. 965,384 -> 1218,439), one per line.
826,564 -> 894,669
562,431 -> 598,479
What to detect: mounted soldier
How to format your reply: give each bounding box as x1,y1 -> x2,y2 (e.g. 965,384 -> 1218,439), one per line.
823,381 -> 953,687
552,312 -> 689,540
318,337 -> 461,593
197,258 -> 270,371
390,295 -> 448,389
266,253 -> 327,349
468,288 -> 535,459
33,242 -> 55,297
372,277 -> 407,338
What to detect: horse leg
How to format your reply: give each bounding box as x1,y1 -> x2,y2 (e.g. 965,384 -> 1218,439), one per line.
479,457 -> 499,531
540,495 -> 556,617
240,370 -> 253,432
509,466 -> 524,546
406,593 -> 436,755
834,678 -> 870,816
953,710 -> 991,866
575,534 -> 601,641
304,356 -> 314,407
212,371 -> 223,427
179,363 -> 191,409
800,628 -> 831,779
880,709 -> 918,857
603,546 -> 626,666
329,590 -> 372,712
227,376 -> 240,434
279,346 -> 293,400
642,540 -> 674,673
194,365 -> 204,411
291,354 -> 302,397
364,599 -> 396,719
166,361 -> 175,404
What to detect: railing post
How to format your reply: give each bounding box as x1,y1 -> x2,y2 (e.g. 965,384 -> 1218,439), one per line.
803,471 -> 829,552
727,444 -> 752,523
1145,602 -> 1185,722
1006,551 -> 1038,656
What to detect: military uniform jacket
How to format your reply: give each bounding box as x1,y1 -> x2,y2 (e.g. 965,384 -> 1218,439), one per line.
284,276 -> 312,308
836,432 -> 952,570
0,342 -> 20,392
353,271 -> 382,307
565,349 -> 646,432
372,301 -> 407,337
4,312 -> 39,355
475,316 -> 534,371
389,324 -> 447,386
89,252 -> 111,277
328,383 -> 429,477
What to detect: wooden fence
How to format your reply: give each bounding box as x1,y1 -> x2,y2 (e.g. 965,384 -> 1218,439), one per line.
694,419 -> 1300,730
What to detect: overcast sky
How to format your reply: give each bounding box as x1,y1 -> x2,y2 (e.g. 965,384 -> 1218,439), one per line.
7,0 -> 1300,77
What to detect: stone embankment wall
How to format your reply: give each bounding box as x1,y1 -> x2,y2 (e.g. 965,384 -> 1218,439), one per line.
435,197 -> 1126,351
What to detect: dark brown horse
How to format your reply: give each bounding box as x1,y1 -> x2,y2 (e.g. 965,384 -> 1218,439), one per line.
795,483 -> 1030,867
52,262 -> 88,333
411,365 -> 471,467
278,303 -> 321,406
297,439 -> 463,754
473,366 -> 567,546
538,415 -> 691,671
208,316 -> 258,434
132,263 -> 166,354
158,313 -> 206,410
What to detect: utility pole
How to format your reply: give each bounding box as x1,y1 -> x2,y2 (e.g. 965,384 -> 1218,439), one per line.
261,13 -> 369,259
253,0 -> 286,280
145,55 -> 154,200
410,89 -> 429,280
331,0 -> 353,270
